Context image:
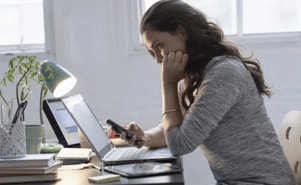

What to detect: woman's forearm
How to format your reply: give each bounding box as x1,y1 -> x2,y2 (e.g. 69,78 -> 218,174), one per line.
161,83 -> 183,132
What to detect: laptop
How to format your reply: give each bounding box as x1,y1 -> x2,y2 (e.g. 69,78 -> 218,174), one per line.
43,98 -> 81,148
61,94 -> 177,165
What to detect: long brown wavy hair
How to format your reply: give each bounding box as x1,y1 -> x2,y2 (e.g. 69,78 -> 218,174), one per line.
140,0 -> 271,110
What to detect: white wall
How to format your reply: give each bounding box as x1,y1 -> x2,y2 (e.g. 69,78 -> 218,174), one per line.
1,1 -> 301,184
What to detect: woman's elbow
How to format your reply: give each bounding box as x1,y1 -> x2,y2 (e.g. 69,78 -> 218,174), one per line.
166,128 -> 199,156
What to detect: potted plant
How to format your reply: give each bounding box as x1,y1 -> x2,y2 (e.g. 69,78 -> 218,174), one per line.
0,55 -> 55,154
1,55 -> 76,154
0,55 -> 53,123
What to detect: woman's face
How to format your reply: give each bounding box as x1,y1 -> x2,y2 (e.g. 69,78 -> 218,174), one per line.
142,27 -> 187,64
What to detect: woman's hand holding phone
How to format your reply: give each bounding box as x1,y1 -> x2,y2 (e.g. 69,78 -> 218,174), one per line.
105,119 -> 145,148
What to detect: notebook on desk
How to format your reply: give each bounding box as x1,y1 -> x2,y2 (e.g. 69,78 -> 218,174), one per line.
61,94 -> 177,166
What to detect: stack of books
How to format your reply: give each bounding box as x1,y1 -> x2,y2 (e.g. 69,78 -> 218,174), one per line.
0,153 -> 63,184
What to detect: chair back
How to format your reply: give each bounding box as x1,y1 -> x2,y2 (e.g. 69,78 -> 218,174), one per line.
278,110 -> 301,184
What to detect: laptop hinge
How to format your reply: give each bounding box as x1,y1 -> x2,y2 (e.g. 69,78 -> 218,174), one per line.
103,147 -> 116,160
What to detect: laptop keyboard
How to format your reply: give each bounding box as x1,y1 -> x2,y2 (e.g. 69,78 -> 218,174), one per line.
109,147 -> 149,160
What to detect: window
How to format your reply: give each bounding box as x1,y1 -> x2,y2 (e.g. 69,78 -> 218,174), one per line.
0,0 -> 45,54
143,0 -> 301,36
243,0 -> 301,34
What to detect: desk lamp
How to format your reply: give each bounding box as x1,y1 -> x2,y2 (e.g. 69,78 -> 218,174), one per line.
39,60 -> 77,150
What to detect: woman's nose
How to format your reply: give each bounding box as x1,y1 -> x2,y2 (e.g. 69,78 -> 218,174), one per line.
160,49 -> 166,58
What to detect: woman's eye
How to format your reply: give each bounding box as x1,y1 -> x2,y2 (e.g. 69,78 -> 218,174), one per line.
148,50 -> 155,58
155,44 -> 163,50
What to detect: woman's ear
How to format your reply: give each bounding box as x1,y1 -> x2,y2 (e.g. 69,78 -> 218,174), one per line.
176,25 -> 188,40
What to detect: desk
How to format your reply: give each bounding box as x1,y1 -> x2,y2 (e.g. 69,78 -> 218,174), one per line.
22,157 -> 185,185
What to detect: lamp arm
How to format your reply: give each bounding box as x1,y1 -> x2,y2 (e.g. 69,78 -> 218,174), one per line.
40,83 -> 51,144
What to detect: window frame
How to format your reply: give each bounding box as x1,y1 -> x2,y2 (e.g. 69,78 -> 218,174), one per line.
125,0 -> 144,53
128,0 -> 301,54
234,0 -> 301,39
0,0 -> 56,59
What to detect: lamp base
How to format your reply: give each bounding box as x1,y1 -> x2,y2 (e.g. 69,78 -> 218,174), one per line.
40,143 -> 63,153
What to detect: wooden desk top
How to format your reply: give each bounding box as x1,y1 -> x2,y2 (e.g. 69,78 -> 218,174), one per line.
49,168 -> 184,185
21,157 -> 185,185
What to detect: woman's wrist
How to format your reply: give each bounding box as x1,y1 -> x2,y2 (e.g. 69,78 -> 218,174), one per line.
143,126 -> 167,148
162,80 -> 178,88
142,133 -> 151,147
162,109 -> 180,117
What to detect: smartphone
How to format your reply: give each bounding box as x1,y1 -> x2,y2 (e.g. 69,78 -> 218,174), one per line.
105,119 -> 143,143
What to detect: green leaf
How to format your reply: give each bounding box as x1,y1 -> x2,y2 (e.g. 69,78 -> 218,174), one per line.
31,71 -> 37,78
2,78 -> 7,86
7,73 -> 14,82
42,87 -> 48,99
18,66 -> 23,74
8,59 -> 14,70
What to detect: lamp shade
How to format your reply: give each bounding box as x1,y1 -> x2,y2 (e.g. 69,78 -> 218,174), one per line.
40,60 -> 77,97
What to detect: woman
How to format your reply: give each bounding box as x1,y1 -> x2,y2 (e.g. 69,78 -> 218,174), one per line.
122,0 -> 295,184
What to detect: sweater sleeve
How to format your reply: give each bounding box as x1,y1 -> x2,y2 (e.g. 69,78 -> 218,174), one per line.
166,57 -> 249,155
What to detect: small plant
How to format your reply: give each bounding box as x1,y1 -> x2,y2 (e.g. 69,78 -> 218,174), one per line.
0,55 -> 53,121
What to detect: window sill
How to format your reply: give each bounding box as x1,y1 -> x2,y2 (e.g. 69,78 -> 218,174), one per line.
0,51 -> 56,63
228,32 -> 301,45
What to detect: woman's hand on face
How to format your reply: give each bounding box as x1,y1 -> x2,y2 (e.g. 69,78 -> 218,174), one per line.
161,51 -> 189,85
121,122 -> 145,148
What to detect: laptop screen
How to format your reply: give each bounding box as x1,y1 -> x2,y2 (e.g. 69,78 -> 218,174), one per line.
62,94 -> 112,159
43,98 -> 80,147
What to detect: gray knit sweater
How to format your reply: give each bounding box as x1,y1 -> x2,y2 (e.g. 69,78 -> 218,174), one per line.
166,56 -> 295,185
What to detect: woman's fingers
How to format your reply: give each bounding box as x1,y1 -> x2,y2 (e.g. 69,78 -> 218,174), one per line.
121,122 -> 146,148
165,51 -> 188,64
161,51 -> 189,84
120,131 -> 145,148
175,51 -> 184,63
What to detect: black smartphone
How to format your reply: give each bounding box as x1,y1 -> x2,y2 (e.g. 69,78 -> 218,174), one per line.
105,119 -> 143,143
